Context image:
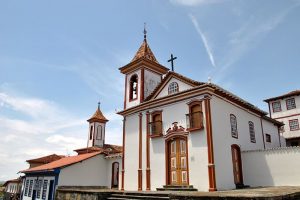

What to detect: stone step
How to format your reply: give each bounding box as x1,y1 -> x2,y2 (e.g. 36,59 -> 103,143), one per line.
163,185 -> 194,189
109,193 -> 169,200
157,185 -> 198,191
157,187 -> 198,191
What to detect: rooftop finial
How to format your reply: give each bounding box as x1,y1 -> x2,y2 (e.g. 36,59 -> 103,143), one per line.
143,22 -> 147,40
98,101 -> 100,109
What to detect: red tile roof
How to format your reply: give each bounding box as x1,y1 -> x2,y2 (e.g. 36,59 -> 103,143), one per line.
131,39 -> 158,63
21,152 -> 101,173
87,106 -> 108,123
74,144 -> 122,155
264,90 -> 300,102
26,154 -> 65,164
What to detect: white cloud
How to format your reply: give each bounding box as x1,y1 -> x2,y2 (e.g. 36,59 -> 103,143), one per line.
0,90 -> 123,180
170,0 -> 224,7
189,14 -> 216,67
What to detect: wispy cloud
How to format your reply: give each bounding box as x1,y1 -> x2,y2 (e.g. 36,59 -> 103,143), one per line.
189,14 -> 216,67
0,89 -> 123,180
0,91 -> 87,178
170,0 -> 224,7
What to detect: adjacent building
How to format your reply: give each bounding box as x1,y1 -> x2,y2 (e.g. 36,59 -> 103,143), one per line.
20,105 -> 122,200
264,90 -> 300,146
3,178 -> 22,200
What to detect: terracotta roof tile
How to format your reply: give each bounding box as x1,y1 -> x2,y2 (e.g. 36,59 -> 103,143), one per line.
264,90 -> 300,102
74,144 -> 122,155
26,154 -> 65,164
21,152 -> 101,173
131,39 -> 158,63
87,107 -> 108,123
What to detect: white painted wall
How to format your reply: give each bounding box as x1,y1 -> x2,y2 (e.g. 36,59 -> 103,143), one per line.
59,154 -> 106,187
242,147 -> 300,187
156,77 -> 194,99
210,95 -> 281,190
124,114 -> 139,190
104,157 -> 122,189
144,68 -> 162,99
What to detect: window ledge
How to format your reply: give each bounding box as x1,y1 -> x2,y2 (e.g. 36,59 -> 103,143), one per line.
187,127 -> 204,132
149,134 -> 163,138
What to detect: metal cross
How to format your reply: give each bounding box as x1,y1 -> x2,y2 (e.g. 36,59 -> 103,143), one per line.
98,101 -> 101,109
168,54 -> 177,71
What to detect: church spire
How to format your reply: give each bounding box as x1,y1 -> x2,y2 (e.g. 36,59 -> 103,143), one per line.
144,23 -> 147,40
87,103 -> 108,123
131,26 -> 158,63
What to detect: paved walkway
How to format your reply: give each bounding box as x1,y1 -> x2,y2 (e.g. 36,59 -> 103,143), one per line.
170,186 -> 300,199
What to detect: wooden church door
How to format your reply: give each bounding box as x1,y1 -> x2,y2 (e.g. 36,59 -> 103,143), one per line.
169,138 -> 188,185
231,145 -> 243,186
111,162 -> 119,188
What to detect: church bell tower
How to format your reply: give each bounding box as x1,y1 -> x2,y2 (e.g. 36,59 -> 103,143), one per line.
119,27 -> 169,110
87,103 -> 108,147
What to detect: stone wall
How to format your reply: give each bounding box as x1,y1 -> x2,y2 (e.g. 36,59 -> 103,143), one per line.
55,187 -> 111,200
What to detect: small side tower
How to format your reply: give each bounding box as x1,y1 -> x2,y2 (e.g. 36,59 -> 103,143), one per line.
87,102 -> 108,147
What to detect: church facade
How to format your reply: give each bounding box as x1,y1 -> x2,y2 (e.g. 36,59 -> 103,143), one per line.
117,35 -> 283,191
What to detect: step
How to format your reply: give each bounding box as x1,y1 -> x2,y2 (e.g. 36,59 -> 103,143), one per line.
157,185 -> 198,191
157,187 -> 198,191
163,185 -> 194,189
110,193 -> 169,200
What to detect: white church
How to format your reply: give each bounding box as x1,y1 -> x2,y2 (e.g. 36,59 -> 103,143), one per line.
116,32 -> 287,192
18,31 -> 300,200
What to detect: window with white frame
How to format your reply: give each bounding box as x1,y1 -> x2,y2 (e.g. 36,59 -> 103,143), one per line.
24,180 -> 29,196
42,180 -> 48,200
286,98 -> 296,110
249,121 -> 256,143
168,82 -> 179,95
272,101 -> 281,112
36,179 -> 42,199
230,114 -> 238,138
289,119 -> 299,131
28,180 -> 33,197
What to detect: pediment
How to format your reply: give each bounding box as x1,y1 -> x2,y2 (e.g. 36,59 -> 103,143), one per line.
146,71 -> 204,101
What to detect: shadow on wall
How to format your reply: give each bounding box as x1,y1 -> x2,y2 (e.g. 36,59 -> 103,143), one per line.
242,147 -> 300,187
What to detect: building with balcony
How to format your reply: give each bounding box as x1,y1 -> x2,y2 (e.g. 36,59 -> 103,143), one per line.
117,33 -> 283,192
264,90 -> 300,146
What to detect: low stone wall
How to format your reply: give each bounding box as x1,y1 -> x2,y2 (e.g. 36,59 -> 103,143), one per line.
55,187 -> 111,200
242,147 -> 300,187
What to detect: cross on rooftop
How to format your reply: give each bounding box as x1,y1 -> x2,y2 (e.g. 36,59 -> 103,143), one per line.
168,54 -> 177,71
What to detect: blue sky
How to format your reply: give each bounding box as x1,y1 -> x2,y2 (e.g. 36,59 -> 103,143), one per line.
1,0 -> 300,180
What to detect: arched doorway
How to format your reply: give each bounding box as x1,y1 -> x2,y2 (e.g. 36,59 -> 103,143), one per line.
166,137 -> 189,185
231,144 -> 243,187
111,162 -> 119,188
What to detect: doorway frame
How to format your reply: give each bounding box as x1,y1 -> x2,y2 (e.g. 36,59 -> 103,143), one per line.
111,162 -> 119,188
165,135 -> 190,186
231,144 -> 244,186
